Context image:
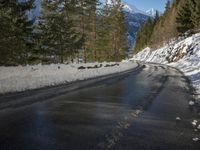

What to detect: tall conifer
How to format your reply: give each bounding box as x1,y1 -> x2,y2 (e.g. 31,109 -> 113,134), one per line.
0,0 -> 35,65
176,1 -> 194,33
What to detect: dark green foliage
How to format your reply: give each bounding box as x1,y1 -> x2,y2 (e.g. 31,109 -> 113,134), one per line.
95,5 -> 112,61
165,0 -> 171,12
0,0 -> 129,65
108,0 -> 128,61
95,0 -> 128,61
190,0 -> 200,28
176,1 -> 194,33
154,10 -> 160,24
134,0 -> 178,53
0,0 -> 35,65
176,0 -> 200,33
134,18 -> 155,54
173,0 -> 181,7
37,0 -> 83,63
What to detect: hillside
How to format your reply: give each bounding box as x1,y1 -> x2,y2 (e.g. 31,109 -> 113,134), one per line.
134,0 -> 189,52
125,12 -> 150,52
132,32 -> 200,99
132,0 -> 200,106
150,0 -> 187,48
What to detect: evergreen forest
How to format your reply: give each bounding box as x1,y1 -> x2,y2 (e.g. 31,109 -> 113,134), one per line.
0,0 -> 128,65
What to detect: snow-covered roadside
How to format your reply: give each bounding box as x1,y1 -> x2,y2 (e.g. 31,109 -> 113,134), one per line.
132,33 -> 200,100
0,62 -> 137,94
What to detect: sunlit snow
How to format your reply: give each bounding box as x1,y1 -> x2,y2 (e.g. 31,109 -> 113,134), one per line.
132,33 -> 200,99
0,62 -> 137,94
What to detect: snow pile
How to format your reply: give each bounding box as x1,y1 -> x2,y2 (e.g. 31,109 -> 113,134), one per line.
0,62 -> 137,94
132,33 -> 200,97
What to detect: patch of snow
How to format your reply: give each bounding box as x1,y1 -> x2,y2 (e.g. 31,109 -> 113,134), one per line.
192,137 -> 199,142
176,117 -> 181,121
197,124 -> 200,129
192,120 -> 198,126
0,62 -> 137,94
189,100 -> 195,106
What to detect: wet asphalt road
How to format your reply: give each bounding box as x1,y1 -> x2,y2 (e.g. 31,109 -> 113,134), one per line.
0,63 -> 199,150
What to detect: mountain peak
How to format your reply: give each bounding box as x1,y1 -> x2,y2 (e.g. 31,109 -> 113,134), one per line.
122,2 -> 148,16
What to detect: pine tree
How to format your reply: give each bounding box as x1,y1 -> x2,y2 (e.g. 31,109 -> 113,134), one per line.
40,0 -> 102,63
95,2 -> 112,61
63,0 -> 98,63
90,0 -> 128,61
190,0 -> 200,28
134,18 -> 154,53
176,1 -> 194,33
0,0 -> 35,65
37,0 -> 83,64
173,0 -> 181,7
154,10 -> 160,24
83,0 -> 99,62
113,0 -> 128,61
165,0 -> 171,13
103,0 -> 128,61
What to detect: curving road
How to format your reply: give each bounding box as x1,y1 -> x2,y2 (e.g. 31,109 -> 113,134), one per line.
0,63 -> 199,150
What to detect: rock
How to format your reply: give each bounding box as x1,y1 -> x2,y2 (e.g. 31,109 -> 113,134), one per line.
197,124 -> 200,130
104,64 -> 111,67
78,66 -> 86,70
94,65 -> 98,68
87,66 -> 93,69
87,65 -> 101,69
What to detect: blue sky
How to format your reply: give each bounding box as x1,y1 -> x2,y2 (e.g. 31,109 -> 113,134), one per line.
123,0 -> 167,12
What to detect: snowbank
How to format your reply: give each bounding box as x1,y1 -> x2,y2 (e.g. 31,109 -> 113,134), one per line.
0,62 -> 138,94
132,33 -> 200,99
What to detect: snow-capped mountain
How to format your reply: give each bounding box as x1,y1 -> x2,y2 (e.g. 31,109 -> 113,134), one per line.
124,11 -> 150,52
122,2 -> 152,52
146,8 -> 157,16
123,2 -> 148,16
123,2 -> 160,17
146,8 -> 161,17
